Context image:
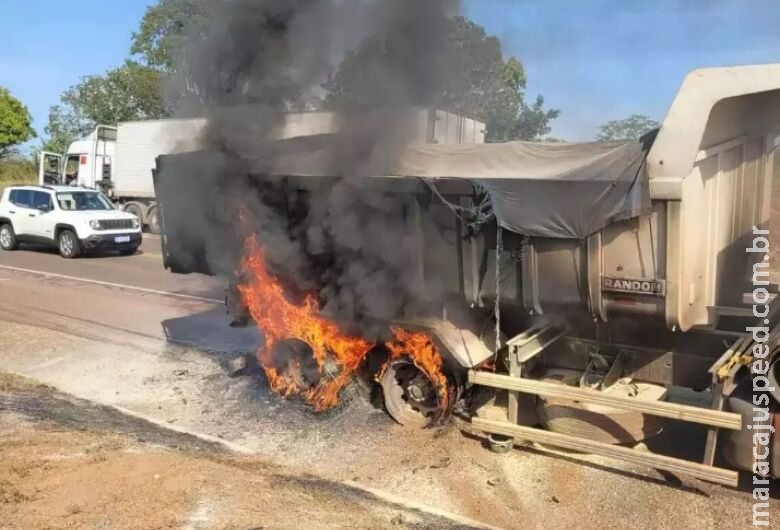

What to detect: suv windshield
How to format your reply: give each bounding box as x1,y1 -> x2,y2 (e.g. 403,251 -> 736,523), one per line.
56,191 -> 113,211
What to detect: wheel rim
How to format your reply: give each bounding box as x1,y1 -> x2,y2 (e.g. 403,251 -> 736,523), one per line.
148,209 -> 160,232
60,233 -> 74,255
380,358 -> 443,428
124,205 -> 141,219
0,227 -> 11,247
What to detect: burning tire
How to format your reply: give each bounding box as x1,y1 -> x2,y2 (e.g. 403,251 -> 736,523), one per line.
380,358 -> 448,428
268,339 -> 324,393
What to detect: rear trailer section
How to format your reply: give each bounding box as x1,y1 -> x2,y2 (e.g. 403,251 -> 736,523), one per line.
466,65 -> 780,484
466,66 -> 780,484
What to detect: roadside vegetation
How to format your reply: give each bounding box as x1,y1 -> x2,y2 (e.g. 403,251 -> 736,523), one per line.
0,87 -> 37,192
597,114 -> 660,141
0,158 -> 36,193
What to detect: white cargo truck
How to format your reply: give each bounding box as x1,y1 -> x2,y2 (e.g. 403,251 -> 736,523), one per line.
38,109 -> 485,234
38,121 -> 199,235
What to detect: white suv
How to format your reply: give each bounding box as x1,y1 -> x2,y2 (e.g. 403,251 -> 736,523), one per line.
0,186 -> 142,258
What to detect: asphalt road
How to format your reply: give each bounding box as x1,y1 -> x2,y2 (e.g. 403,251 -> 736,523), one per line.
0,234 -> 225,302
0,234 -> 257,352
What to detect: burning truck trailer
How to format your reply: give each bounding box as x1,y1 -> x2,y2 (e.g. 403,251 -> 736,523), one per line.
154,65 -> 780,486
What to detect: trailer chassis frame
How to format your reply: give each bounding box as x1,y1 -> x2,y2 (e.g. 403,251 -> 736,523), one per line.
468,299 -> 780,487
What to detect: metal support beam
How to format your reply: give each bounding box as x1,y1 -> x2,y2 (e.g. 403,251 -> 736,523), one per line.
471,417 -> 738,487
702,381 -> 725,467
469,370 -> 742,430
505,325 -> 566,424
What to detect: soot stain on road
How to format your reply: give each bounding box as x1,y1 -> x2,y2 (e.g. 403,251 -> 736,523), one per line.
0,374 -> 226,454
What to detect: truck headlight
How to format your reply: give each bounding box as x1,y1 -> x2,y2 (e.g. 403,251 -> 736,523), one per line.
89,220 -> 102,230
131,218 -> 140,229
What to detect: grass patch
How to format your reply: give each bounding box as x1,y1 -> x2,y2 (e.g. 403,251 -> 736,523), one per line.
0,373 -> 40,393
0,158 -> 37,193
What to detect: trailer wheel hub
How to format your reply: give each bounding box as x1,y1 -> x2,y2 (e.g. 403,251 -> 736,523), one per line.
380,359 -> 443,428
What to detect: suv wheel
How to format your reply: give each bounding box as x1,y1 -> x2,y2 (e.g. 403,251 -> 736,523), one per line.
0,223 -> 18,251
58,229 -> 82,259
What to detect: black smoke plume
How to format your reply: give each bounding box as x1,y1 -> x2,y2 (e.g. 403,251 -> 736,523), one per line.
159,0 -> 464,339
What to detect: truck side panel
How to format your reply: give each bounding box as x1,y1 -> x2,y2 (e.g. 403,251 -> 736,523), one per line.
114,119 -> 209,198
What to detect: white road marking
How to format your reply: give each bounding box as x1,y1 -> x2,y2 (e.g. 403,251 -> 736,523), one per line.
0,264 -> 223,304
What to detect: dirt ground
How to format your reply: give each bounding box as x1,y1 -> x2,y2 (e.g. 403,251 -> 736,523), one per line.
0,373 -> 481,530
0,319 -> 777,530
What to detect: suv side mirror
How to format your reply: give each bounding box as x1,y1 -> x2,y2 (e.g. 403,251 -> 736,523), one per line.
37,203 -> 50,213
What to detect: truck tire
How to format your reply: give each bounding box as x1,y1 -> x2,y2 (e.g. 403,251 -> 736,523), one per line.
58,229 -> 82,259
536,369 -> 666,444
123,202 -> 144,222
721,381 -> 780,477
146,205 -> 161,235
0,223 -> 18,251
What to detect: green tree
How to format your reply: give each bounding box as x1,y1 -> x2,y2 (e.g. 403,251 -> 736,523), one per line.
65,61 -> 167,124
80,1 -> 559,144
131,0 -> 215,71
43,61 -> 168,153
0,88 -> 36,159
324,17 -> 559,142
41,104 -> 93,154
597,114 -> 659,141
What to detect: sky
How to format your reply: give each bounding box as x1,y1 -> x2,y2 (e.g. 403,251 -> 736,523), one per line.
2,0 -> 780,144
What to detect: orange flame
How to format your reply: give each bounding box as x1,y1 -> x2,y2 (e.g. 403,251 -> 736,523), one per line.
237,235 -> 373,411
237,233 -> 450,415
384,327 -> 449,412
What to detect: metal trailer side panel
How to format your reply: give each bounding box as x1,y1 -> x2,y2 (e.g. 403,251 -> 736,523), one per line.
642,66 -> 780,331
431,109 -> 485,145
670,133 -> 775,331
664,95 -> 780,331
116,110 -> 486,200
114,119 -> 208,198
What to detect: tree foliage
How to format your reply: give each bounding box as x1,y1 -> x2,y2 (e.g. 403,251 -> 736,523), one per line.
324,17 -> 559,142
43,62 -> 168,153
130,0 -> 214,71
597,114 -> 659,141
65,61 -> 167,125
43,2 -> 559,149
41,104 -> 93,155
0,87 -> 36,159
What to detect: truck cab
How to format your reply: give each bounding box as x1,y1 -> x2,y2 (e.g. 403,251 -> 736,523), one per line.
39,125 -> 117,192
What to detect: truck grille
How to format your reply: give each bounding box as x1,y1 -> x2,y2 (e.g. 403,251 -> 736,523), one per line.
99,219 -> 134,230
